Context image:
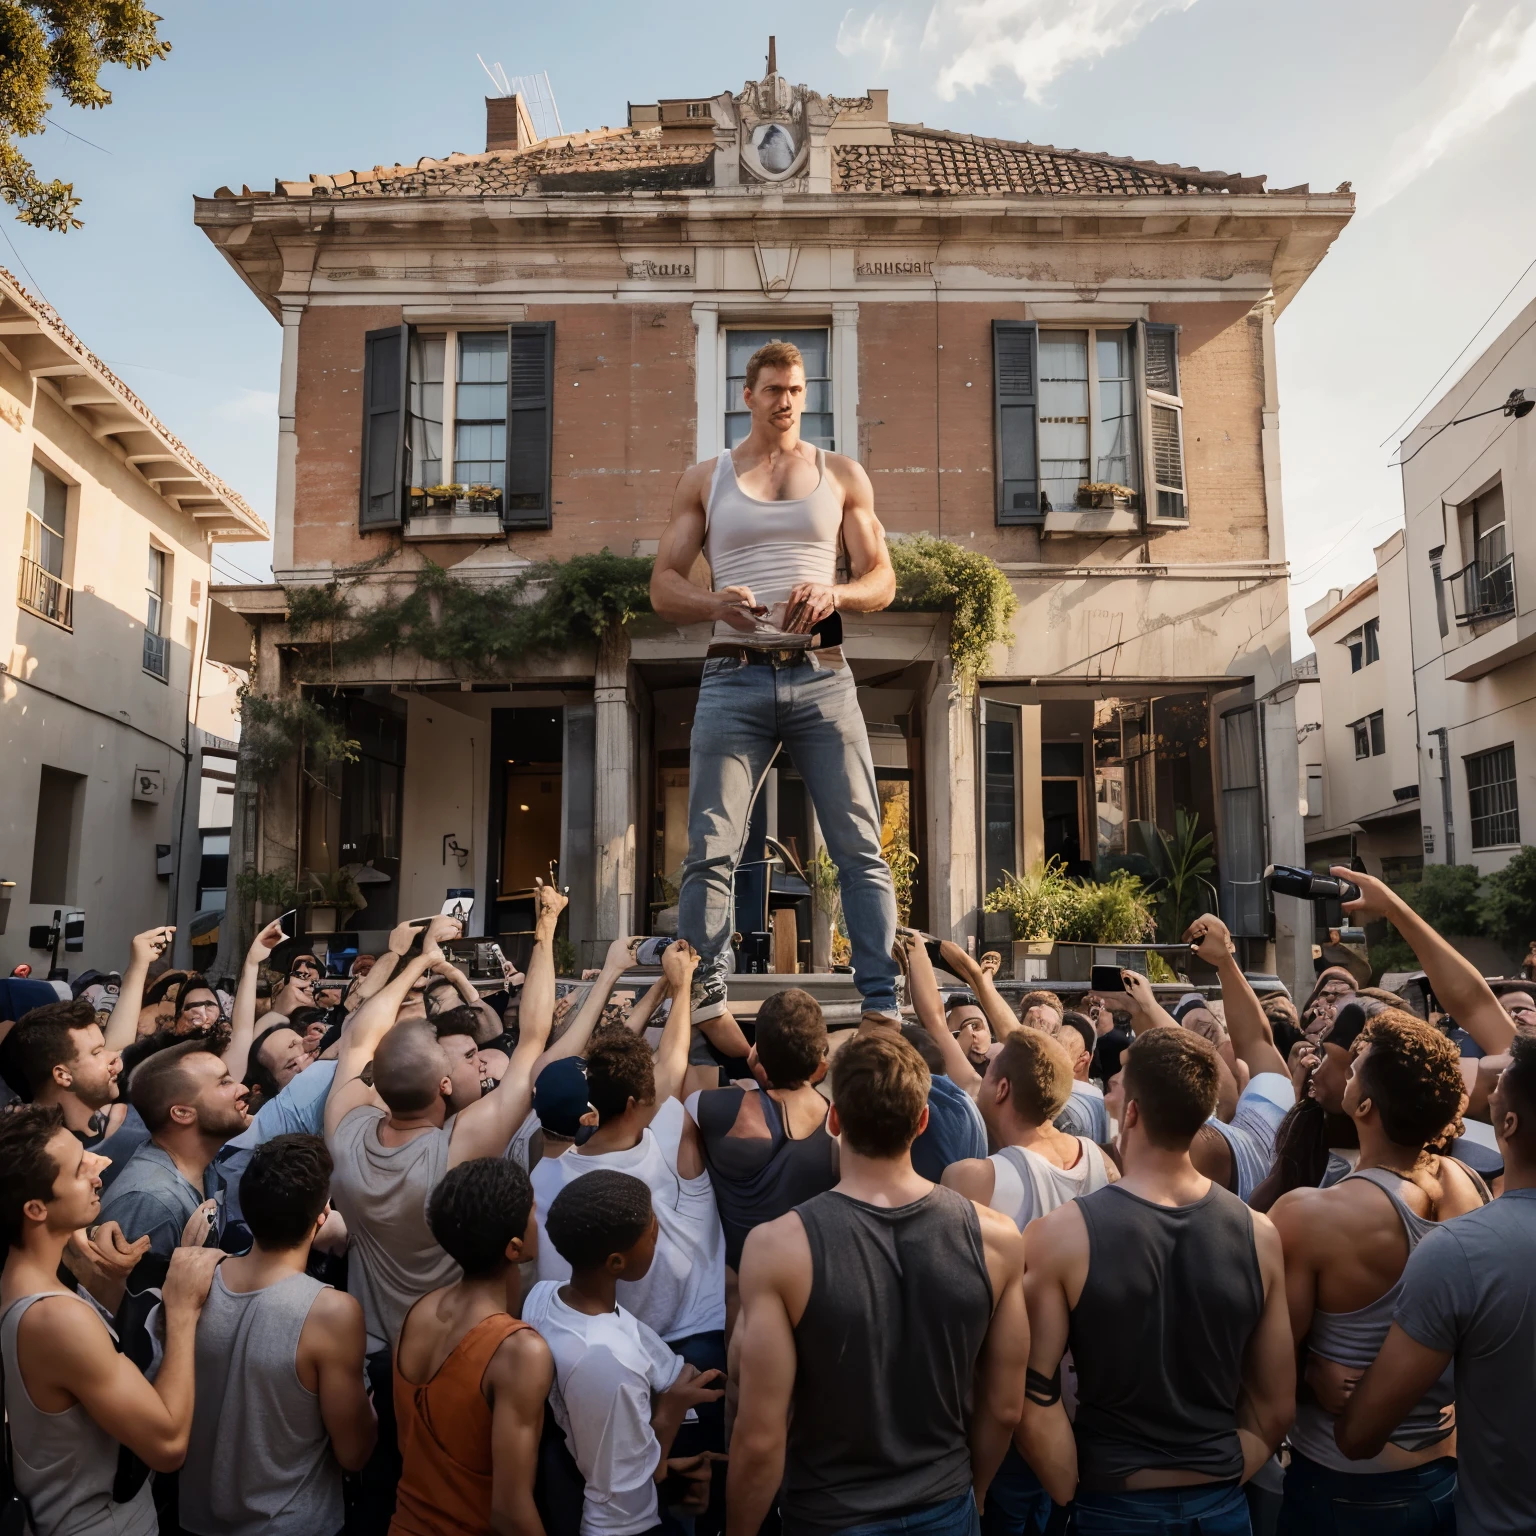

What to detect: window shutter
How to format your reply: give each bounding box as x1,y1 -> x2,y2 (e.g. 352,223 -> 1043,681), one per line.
1140,321 -> 1187,526
360,325 -> 410,530
504,321 -> 554,529
993,320 -> 1040,525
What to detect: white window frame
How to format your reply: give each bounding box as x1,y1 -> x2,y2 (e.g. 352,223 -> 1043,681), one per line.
1036,325 -> 1139,511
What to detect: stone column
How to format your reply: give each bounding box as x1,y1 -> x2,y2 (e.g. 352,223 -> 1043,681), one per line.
273,301 -> 305,576
922,652 -> 979,944
692,303 -> 721,463
593,624 -> 636,945
832,303 -> 860,460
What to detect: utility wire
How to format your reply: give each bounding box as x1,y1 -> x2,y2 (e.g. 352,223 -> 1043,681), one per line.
43,114 -> 112,154
1379,255 -> 1536,448
0,220 -> 50,309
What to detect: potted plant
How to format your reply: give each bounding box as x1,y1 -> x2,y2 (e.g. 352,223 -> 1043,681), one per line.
467,483 -> 503,514
423,483 -> 463,511
299,866 -> 367,934
1076,482 -> 1137,510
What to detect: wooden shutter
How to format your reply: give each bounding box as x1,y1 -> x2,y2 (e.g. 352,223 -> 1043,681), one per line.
360,325 -> 409,530
993,320 -> 1041,525
1140,321 -> 1187,526
504,321 -> 554,529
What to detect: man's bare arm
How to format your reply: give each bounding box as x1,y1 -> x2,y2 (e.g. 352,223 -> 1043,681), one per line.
105,927 -> 174,1052
651,941 -> 698,1110
1236,1213 -> 1296,1481
1341,868 -> 1513,1055
487,1329 -> 554,1536
651,463 -> 759,630
828,459 -> 895,613
533,928 -> 634,1076
970,1210 -> 1029,1501
1185,915 -> 1289,1080
725,1220 -> 803,1536
224,919 -> 285,1082
307,1289 -> 377,1472
898,931 -> 981,1093
939,938 -> 1021,1046
1119,971 -> 1181,1035
1015,1206 -> 1081,1506
1335,1324 -> 1451,1462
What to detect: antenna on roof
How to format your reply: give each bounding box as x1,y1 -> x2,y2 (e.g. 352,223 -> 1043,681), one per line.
507,70 -> 564,139
477,54 -> 512,96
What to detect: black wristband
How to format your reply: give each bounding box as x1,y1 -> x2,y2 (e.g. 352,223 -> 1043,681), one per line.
1025,1366 -> 1062,1406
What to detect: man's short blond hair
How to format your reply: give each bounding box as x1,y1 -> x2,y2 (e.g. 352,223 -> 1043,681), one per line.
745,340 -> 804,391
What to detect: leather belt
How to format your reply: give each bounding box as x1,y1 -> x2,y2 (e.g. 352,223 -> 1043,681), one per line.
706,643 -> 815,666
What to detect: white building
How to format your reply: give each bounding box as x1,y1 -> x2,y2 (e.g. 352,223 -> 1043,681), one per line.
0,269 -> 267,978
1302,529 -> 1423,882
1400,295 -> 1536,875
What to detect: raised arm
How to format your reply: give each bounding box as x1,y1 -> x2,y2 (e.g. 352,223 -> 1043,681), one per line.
899,931 -> 981,1094
650,462 -> 758,630
532,926 -> 634,1077
1236,1213 -> 1296,1480
651,940 -> 698,1110
105,926 -> 174,1052
1340,868 -> 1514,1055
939,938 -> 1021,1046
1119,970 -> 1181,1035
223,919 -> 285,1082
1185,915 -> 1289,1080
430,955 -> 503,1042
323,917 -> 459,1140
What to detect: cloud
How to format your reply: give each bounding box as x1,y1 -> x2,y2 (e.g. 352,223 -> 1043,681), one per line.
895,0 -> 1200,102
837,8 -> 912,71
1370,2 -> 1536,210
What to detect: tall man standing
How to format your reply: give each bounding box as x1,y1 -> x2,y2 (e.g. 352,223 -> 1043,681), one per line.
651,340 -> 900,1026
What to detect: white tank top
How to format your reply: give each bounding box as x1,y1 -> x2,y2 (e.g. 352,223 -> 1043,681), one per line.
703,449 -> 842,644
988,1138 -> 1111,1231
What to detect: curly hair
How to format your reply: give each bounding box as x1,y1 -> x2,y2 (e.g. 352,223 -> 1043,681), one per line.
428,1157 -> 536,1277
544,1169 -> 653,1271
1357,1010 -> 1465,1151
586,1032 -> 655,1122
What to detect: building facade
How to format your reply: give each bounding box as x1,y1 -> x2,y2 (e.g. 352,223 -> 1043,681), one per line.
199,60 -> 1351,992
1400,294 -> 1536,876
0,269 -> 267,978
1301,529 -> 1423,882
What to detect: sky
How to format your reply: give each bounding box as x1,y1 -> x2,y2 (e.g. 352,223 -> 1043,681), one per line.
7,0 -> 1536,647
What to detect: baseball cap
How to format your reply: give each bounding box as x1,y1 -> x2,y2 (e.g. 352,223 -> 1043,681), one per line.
533,1057 -> 591,1139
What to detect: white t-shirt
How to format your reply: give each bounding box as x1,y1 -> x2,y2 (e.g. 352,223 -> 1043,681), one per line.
1207,1071 -> 1294,1201
531,1097 -> 726,1341
988,1137 -> 1111,1231
522,1282 -> 685,1536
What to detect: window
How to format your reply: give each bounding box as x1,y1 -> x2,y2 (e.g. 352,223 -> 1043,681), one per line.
197,831 -> 230,912
1344,617 -> 1380,672
19,462 -> 71,628
1451,483 -> 1514,623
143,546 -> 168,681
362,322 -> 555,531
992,320 -> 1183,525
30,765 -> 85,904
685,101 -> 710,118
1467,743 -> 1519,848
1219,706 -> 1267,937
982,703 -> 1020,896
1351,710 -> 1385,759
724,329 -> 832,450
1305,765 -> 1323,819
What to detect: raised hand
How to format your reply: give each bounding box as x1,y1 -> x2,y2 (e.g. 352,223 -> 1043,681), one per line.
1183,913 -> 1235,967
661,939 -> 699,989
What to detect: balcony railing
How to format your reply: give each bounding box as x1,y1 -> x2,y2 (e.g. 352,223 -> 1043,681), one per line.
17,556 -> 72,628
142,630 -> 169,680
1448,551 -> 1515,626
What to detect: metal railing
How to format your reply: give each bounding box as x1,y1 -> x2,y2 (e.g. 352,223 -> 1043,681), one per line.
1448,550 -> 1515,625
17,556 -> 72,628
142,630 -> 169,680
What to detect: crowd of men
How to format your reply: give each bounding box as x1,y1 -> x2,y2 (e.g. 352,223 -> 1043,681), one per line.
0,865 -> 1532,1536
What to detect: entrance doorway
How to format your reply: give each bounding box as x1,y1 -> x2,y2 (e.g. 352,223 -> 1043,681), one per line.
488,707 -> 563,965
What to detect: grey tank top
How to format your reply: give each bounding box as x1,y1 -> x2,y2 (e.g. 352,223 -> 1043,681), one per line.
0,1292 -> 157,1536
784,1187 -> 993,1535
1289,1167 -> 1456,1472
1070,1183 -> 1263,1490
178,1269 -> 342,1536
704,449 -> 842,643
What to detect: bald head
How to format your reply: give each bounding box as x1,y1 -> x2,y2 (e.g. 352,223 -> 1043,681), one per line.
372,1021 -> 449,1113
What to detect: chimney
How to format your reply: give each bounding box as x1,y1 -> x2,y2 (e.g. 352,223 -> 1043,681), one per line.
486,94 -> 539,153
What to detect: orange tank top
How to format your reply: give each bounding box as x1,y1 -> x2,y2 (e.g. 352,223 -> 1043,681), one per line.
388,1309 -> 533,1536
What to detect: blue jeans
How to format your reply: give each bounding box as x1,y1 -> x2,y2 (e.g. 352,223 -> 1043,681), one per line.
982,1446 -> 1054,1536
1072,1481 -> 1250,1536
836,1491 -> 981,1536
679,653 -> 899,1014
1277,1452 -> 1456,1535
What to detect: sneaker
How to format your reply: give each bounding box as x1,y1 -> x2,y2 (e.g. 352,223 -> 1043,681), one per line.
691,966 -> 728,1023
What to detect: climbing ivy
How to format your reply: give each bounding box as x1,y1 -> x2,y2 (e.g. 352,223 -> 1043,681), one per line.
887,534 -> 1019,693
238,687 -> 360,785
278,538 -> 1016,694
